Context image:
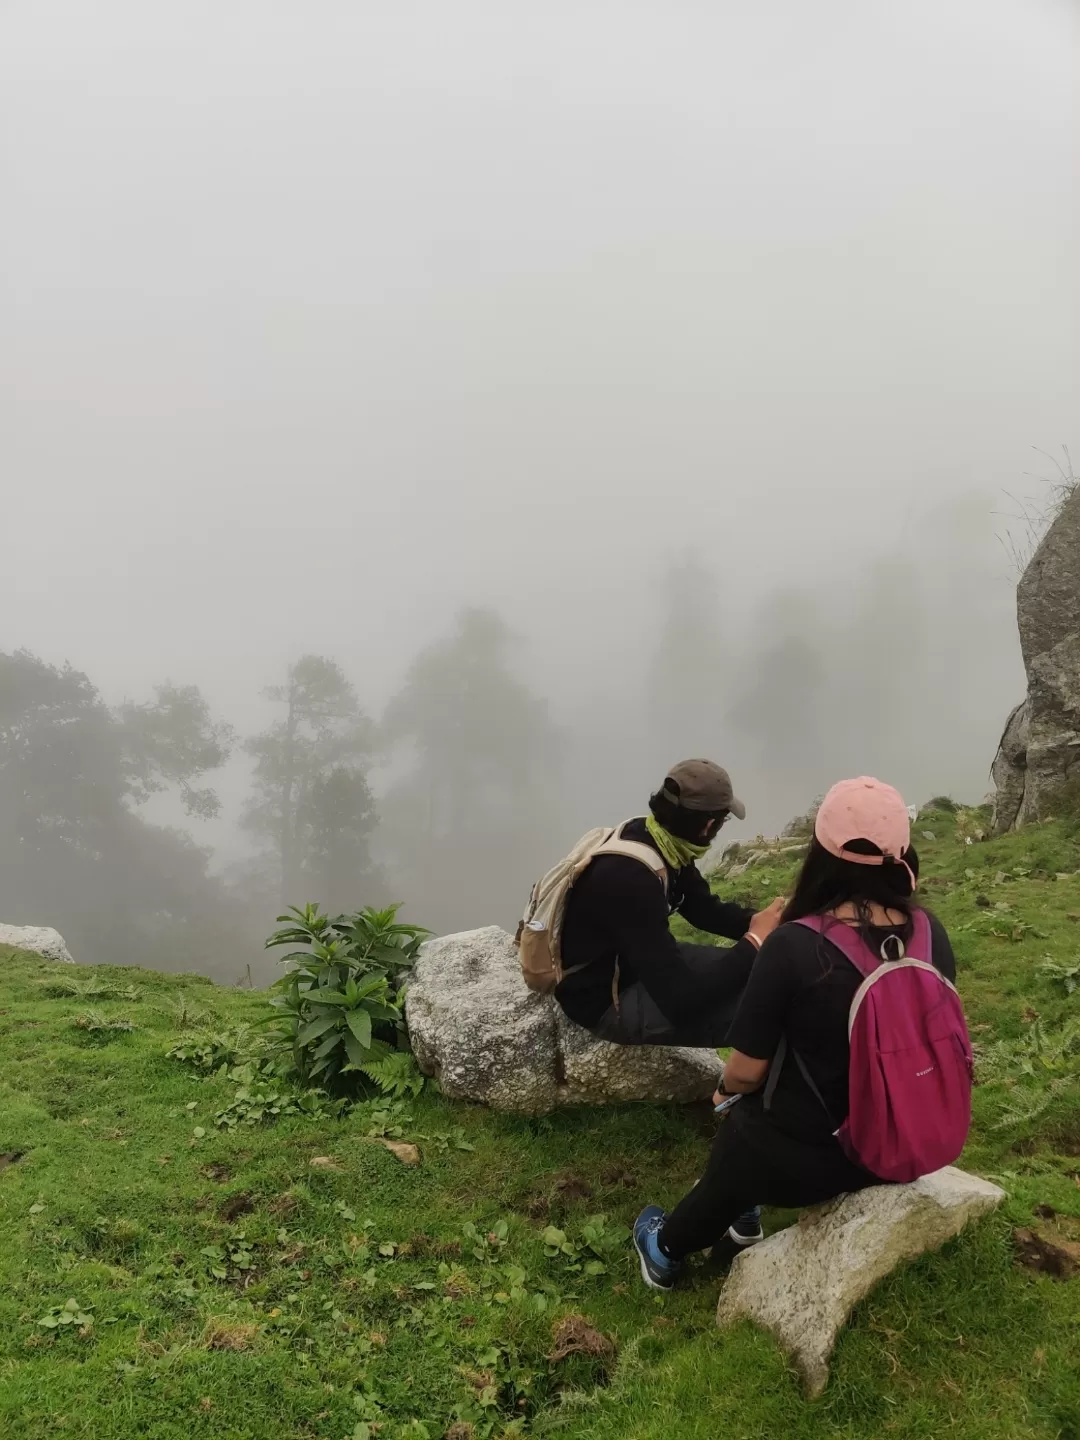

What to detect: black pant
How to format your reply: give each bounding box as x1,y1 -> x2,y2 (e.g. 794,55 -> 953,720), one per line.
659,1098 -> 877,1260
590,982 -> 741,1048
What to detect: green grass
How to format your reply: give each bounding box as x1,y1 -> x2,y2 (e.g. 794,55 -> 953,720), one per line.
1,805 -> 1079,1439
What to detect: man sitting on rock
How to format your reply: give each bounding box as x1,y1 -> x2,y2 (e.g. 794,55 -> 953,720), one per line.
555,760 -> 784,1049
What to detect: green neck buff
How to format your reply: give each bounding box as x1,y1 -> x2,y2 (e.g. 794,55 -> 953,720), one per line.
645,813 -> 711,870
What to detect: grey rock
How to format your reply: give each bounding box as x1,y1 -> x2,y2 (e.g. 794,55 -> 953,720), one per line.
992,700 -> 1031,834
0,924 -> 74,964
716,1165 -> 1005,1396
406,926 -> 720,1114
553,1007 -> 722,1107
407,927 -> 559,1114
992,487 -> 1080,833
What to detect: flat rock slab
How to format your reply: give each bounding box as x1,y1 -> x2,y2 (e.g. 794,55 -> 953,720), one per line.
716,1166 -> 1005,1396
406,925 -> 720,1114
0,925 -> 74,964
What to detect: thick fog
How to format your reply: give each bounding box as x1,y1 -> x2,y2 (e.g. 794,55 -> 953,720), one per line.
2,0 -> 1077,977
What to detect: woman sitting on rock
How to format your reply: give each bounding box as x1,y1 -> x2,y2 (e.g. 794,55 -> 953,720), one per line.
634,776 -> 968,1290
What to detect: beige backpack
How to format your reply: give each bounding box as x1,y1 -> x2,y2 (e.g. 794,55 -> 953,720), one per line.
516,822 -> 669,995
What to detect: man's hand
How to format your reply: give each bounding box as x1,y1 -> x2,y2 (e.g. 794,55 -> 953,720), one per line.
747,896 -> 785,948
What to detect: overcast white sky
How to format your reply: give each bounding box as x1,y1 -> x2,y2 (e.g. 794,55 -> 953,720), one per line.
3,0 -> 1077,768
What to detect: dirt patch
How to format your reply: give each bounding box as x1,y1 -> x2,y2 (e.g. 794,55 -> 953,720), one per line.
553,1170 -> 595,1201
309,1155 -> 343,1171
548,1314 -> 616,1364
1013,1227 -> 1080,1279
1047,1119 -> 1080,1156
409,1233 -> 462,1260
219,1192 -> 256,1222
513,1168 -> 594,1220
443,1425 -> 475,1440
598,1162 -> 636,1190
200,1163 -> 232,1183
202,1320 -> 260,1351
268,1192 -> 299,1218
0,1151 -> 26,1175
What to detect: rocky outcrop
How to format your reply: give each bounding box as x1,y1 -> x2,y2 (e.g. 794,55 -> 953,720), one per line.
716,1166 -> 1005,1396
405,926 -> 720,1114
0,925 -> 74,964
992,487 -> 1080,833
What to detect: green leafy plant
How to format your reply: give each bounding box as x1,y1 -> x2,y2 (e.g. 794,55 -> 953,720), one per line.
1038,958 -> 1080,995
40,976 -> 141,1001
38,1298 -> 94,1331
463,1219 -> 509,1262
166,1024 -> 260,1073
200,1234 -> 255,1280
976,1014 -> 1080,1129
73,1011 -> 135,1039
262,902 -> 429,1094
212,1069 -> 343,1128
541,1215 -> 630,1276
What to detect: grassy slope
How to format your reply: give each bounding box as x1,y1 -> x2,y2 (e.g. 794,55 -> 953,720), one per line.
0,807 -> 1078,1440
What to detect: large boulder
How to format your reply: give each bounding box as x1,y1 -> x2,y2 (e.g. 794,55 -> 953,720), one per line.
406,926 -> 721,1114
716,1166 -> 1005,1396
0,925 -> 74,964
992,486 -> 1080,833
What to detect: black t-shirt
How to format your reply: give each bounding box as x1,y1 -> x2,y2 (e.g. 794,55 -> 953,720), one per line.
728,912 -> 957,1142
556,817 -> 755,1028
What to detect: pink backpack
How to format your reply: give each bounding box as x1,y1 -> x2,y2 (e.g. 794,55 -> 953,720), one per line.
765,910 -> 973,1183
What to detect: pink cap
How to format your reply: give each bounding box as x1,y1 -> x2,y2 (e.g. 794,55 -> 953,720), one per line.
815,776 -> 914,888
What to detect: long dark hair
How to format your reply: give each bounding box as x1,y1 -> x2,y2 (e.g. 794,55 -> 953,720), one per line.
782,836 -> 920,958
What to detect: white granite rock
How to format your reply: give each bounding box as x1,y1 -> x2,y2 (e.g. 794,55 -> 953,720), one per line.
406,926 -> 720,1115
716,1166 -> 1005,1396
0,925 -> 74,964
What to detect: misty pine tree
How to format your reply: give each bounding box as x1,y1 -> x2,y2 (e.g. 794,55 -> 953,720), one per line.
0,649 -> 237,966
242,655 -> 379,907
379,608 -> 560,933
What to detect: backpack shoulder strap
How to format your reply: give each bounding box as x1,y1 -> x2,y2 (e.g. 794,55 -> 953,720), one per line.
762,1033 -> 839,1129
795,914 -> 878,979
907,908 -> 933,961
592,823 -> 669,893
796,908 -> 933,976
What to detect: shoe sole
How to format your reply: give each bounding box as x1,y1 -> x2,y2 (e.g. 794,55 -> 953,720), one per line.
635,1241 -> 675,1291
727,1229 -> 765,1247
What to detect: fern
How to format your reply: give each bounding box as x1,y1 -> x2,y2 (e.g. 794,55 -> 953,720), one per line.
1038,958 -> 1080,995
355,1049 -> 425,1100
991,1085 -> 1056,1131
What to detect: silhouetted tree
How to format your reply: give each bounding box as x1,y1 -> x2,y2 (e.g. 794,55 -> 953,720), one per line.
645,553 -> 734,771
242,655 -> 377,905
0,649 -> 238,967
380,608 -> 560,932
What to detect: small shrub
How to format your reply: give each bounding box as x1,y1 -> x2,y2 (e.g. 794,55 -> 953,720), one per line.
38,1298 -> 93,1332
166,1025 -> 261,1073
262,903 -> 429,1096
41,976 -> 141,1001
1038,958 -> 1080,995
73,1011 -> 135,1040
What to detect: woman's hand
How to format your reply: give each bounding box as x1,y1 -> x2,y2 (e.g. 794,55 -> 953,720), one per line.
748,896 -> 785,948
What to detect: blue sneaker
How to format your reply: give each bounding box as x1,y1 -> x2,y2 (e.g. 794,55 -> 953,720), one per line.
727,1206 -> 764,1246
633,1205 -> 681,1291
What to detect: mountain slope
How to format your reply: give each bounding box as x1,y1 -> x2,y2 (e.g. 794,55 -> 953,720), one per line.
0,804 -> 1078,1439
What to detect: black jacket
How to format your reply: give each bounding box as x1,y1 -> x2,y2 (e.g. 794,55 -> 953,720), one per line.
555,817 -> 756,1029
